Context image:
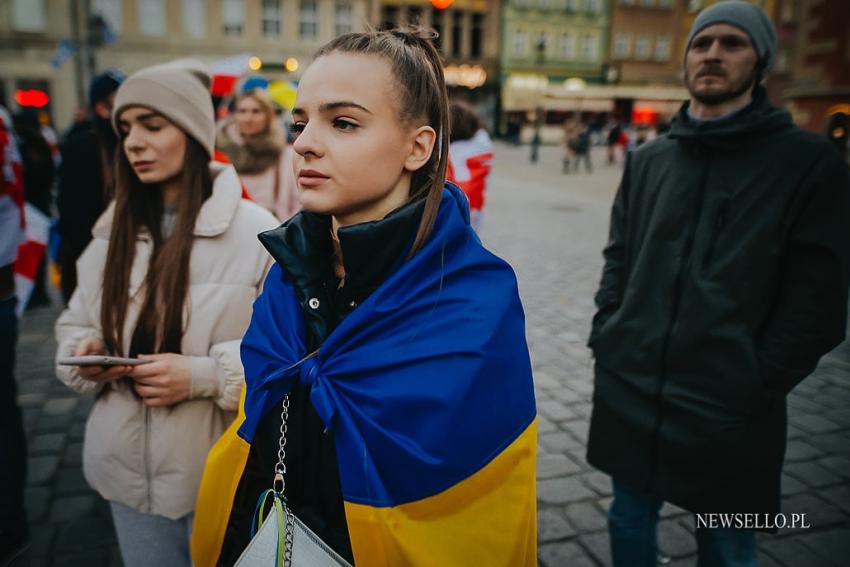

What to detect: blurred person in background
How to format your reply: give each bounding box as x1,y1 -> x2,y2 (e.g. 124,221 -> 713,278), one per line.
0,104 -> 29,566
216,87 -> 299,221
572,122 -> 593,173
606,119 -> 623,165
561,118 -> 576,174
447,99 -> 493,232
57,70 -> 125,304
54,60 -> 277,567
587,3 -> 850,566
12,108 -> 56,308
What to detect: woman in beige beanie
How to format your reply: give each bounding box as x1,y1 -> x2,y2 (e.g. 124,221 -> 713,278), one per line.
54,59 -> 278,567
216,87 -> 299,221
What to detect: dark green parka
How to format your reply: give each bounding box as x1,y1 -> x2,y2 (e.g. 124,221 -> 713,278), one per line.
587,87 -> 850,517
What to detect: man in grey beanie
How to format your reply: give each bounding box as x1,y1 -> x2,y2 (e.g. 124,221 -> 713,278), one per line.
586,2 -> 850,566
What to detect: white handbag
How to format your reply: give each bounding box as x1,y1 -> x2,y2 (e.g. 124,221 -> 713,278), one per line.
234,394 -> 353,567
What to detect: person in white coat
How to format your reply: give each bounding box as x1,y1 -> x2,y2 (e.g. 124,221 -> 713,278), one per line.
54,59 -> 278,567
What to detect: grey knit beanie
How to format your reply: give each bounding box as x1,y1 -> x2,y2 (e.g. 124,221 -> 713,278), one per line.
112,59 -> 215,157
686,1 -> 777,75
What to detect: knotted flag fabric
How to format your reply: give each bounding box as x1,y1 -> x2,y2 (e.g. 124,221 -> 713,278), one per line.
193,183 -> 537,567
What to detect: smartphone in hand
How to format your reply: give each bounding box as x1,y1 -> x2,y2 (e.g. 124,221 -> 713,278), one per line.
57,356 -> 152,367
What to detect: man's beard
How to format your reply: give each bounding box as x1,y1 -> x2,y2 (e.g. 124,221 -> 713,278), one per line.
686,65 -> 757,106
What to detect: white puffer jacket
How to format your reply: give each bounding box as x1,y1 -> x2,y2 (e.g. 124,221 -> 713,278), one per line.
55,163 -> 278,519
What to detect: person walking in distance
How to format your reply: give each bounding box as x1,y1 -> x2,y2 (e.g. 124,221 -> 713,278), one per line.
586,2 -> 850,566
54,60 -> 278,567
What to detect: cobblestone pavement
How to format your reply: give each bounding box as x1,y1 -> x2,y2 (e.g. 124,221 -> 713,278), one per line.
11,143 -> 850,566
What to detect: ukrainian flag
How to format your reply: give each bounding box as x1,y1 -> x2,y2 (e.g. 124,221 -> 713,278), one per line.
192,184 -> 537,566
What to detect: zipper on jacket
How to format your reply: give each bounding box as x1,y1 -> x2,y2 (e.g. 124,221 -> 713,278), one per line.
702,199 -> 728,271
646,155 -> 713,490
144,405 -> 152,514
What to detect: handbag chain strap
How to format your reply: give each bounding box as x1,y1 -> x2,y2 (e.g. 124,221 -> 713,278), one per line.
275,394 -> 295,566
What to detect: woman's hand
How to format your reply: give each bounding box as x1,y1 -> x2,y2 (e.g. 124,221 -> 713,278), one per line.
75,337 -> 132,383
128,353 -> 192,407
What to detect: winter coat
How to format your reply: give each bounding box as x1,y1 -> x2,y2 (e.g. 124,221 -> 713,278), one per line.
55,163 -> 278,520
587,87 -> 850,518
216,120 -> 299,222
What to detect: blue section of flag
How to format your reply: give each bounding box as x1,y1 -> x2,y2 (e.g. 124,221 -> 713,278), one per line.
239,183 -> 536,507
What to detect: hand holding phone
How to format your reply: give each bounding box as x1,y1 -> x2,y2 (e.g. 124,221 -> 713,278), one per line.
67,337 -> 134,384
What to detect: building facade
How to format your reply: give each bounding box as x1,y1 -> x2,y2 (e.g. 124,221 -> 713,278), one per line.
782,0 -> 850,138
501,0 -> 612,141
369,0 -> 502,132
0,0 -> 370,131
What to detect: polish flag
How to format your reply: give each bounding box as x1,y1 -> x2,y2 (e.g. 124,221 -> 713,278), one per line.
14,203 -> 49,316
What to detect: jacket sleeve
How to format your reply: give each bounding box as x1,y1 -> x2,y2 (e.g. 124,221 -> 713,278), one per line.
756,152 -> 850,393
189,247 -> 276,411
589,154 -> 631,348
54,276 -> 105,395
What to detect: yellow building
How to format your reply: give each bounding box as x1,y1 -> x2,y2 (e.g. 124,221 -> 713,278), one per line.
1,0 -> 371,131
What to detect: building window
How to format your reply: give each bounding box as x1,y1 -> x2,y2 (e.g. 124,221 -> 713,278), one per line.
639,0 -> 654,7
618,0 -> 636,5
580,32 -> 598,61
585,0 -> 601,13
139,0 -> 166,36
775,50 -> 789,72
614,32 -> 630,59
470,13 -> 484,59
431,7 -> 444,50
300,0 -> 318,39
780,0 -> 795,23
335,1 -> 352,36
407,6 -> 423,25
635,34 -> 651,60
512,29 -> 527,57
560,31 -> 575,60
12,0 -> 46,31
654,36 -> 671,61
222,0 -> 244,36
380,6 -> 398,30
261,0 -> 281,37
182,0 -> 206,37
536,32 -> 548,61
451,10 -> 463,58
93,0 -> 122,33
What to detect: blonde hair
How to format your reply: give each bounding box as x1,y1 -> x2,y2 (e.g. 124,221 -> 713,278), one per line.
235,87 -> 283,140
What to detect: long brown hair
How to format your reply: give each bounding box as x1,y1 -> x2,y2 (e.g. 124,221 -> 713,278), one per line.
101,130 -> 212,356
314,26 -> 450,257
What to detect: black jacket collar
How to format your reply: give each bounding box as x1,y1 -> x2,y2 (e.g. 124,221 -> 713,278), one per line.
259,197 -> 426,318
668,86 -> 793,151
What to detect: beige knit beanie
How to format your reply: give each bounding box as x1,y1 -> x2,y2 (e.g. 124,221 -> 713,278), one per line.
112,59 -> 215,157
